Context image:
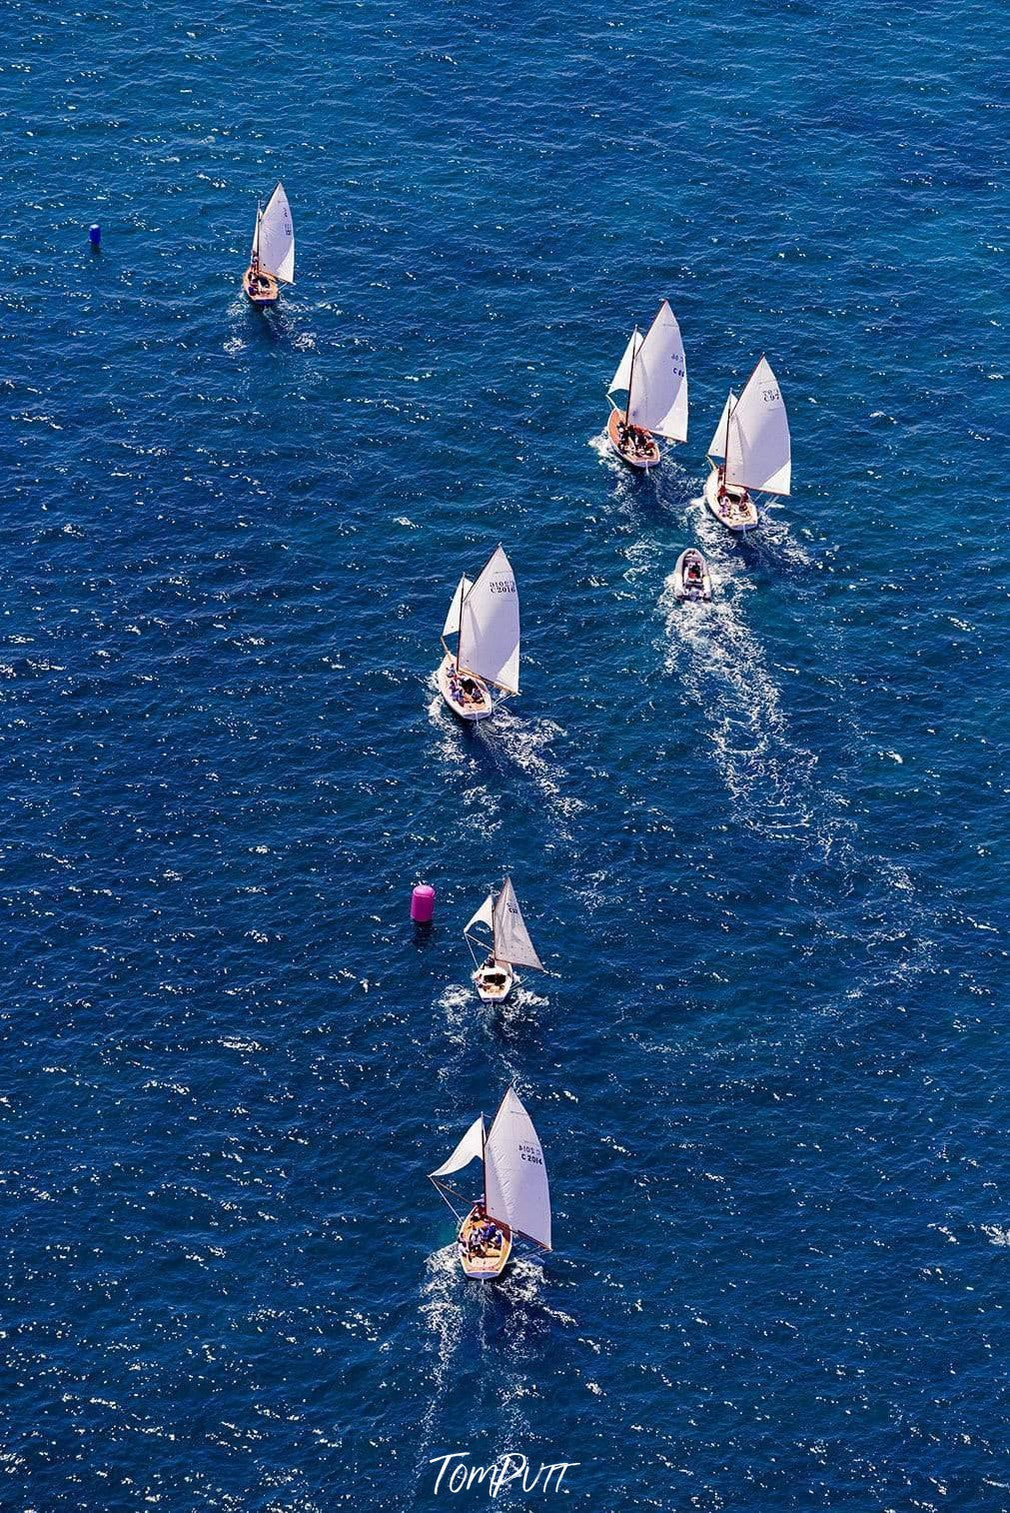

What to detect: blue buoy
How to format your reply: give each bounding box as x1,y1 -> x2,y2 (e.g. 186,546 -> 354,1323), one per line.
88,224 -> 101,251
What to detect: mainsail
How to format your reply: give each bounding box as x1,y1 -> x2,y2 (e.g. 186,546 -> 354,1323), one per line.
707,391 -> 737,463
482,1088 -> 552,1249
608,328 -> 643,397
723,358 -> 790,496
456,546 -> 520,694
492,877 -> 544,970
626,300 -> 688,442
252,183 -> 295,283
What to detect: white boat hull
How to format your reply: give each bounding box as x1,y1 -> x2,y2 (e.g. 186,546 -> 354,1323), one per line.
607,408 -> 661,470
458,1206 -> 512,1279
673,549 -> 712,602
704,466 -> 758,532
436,654 -> 494,722
473,959 -> 514,1003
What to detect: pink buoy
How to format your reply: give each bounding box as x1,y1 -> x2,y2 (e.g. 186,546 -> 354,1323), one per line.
410,883 -> 435,924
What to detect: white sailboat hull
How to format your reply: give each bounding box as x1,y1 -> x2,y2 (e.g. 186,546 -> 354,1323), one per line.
436,653 -> 494,722
607,407 -> 661,469
704,466 -> 759,533
473,959 -> 514,1003
673,549 -> 713,602
458,1206 -> 512,1279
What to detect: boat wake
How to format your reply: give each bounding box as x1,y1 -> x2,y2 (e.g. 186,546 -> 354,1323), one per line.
658,565 -> 821,846
483,707 -> 586,837
426,690 -> 583,841
434,983 -> 476,1069
414,1245 -> 468,1487
426,690 -> 504,836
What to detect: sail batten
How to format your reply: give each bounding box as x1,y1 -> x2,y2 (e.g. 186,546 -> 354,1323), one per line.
482,1088 -> 552,1250
456,546 -> 520,694
492,877 -> 544,970
724,358 -> 790,495
626,300 -> 688,442
252,182 -> 295,283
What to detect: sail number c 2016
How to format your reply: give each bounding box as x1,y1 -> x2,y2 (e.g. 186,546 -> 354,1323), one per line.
519,1143 -> 544,1166
489,579 -> 516,594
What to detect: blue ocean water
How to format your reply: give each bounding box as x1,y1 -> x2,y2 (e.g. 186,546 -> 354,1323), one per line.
4,0 -> 1010,1506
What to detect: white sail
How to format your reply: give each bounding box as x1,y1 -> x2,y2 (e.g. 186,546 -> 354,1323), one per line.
483,1088 -> 551,1249
457,546 -> 520,695
492,877 -> 543,971
464,893 -> 495,938
627,301 -> 688,442
724,358 -> 790,496
707,391 -> 736,462
607,328 -> 642,396
442,576 -> 473,638
430,1115 -> 485,1179
253,183 -> 295,283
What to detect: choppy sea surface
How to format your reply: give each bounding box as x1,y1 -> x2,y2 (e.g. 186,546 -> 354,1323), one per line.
4,0 -> 1010,1507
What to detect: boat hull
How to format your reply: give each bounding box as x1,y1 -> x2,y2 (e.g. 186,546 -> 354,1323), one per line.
458,1207 -> 512,1279
607,409 -> 661,470
243,266 -> 279,306
703,466 -> 758,532
673,549 -> 713,602
473,959 -> 514,1003
436,654 -> 494,722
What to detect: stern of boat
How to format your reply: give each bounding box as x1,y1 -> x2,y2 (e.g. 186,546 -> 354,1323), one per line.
244,267 -> 280,306
607,409 -> 661,470
458,1209 -> 513,1279
704,467 -> 758,532
436,654 -> 494,722
473,959 -> 514,1003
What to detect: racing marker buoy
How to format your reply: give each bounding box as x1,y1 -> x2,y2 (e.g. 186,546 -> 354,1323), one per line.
410,883 -> 435,925
89,224 -> 102,252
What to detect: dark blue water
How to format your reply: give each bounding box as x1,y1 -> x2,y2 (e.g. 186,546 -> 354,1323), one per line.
5,0 -> 1010,1507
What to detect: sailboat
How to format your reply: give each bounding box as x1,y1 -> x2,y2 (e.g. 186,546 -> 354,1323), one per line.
463,876 -> 545,1003
606,299 -> 688,470
704,357 -> 790,532
429,1086 -> 552,1280
436,545 -> 519,722
243,183 -> 295,306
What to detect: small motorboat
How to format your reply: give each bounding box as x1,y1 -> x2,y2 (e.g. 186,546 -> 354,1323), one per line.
673,548 -> 713,602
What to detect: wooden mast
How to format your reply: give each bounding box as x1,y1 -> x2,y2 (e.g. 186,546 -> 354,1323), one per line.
623,325 -> 640,431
